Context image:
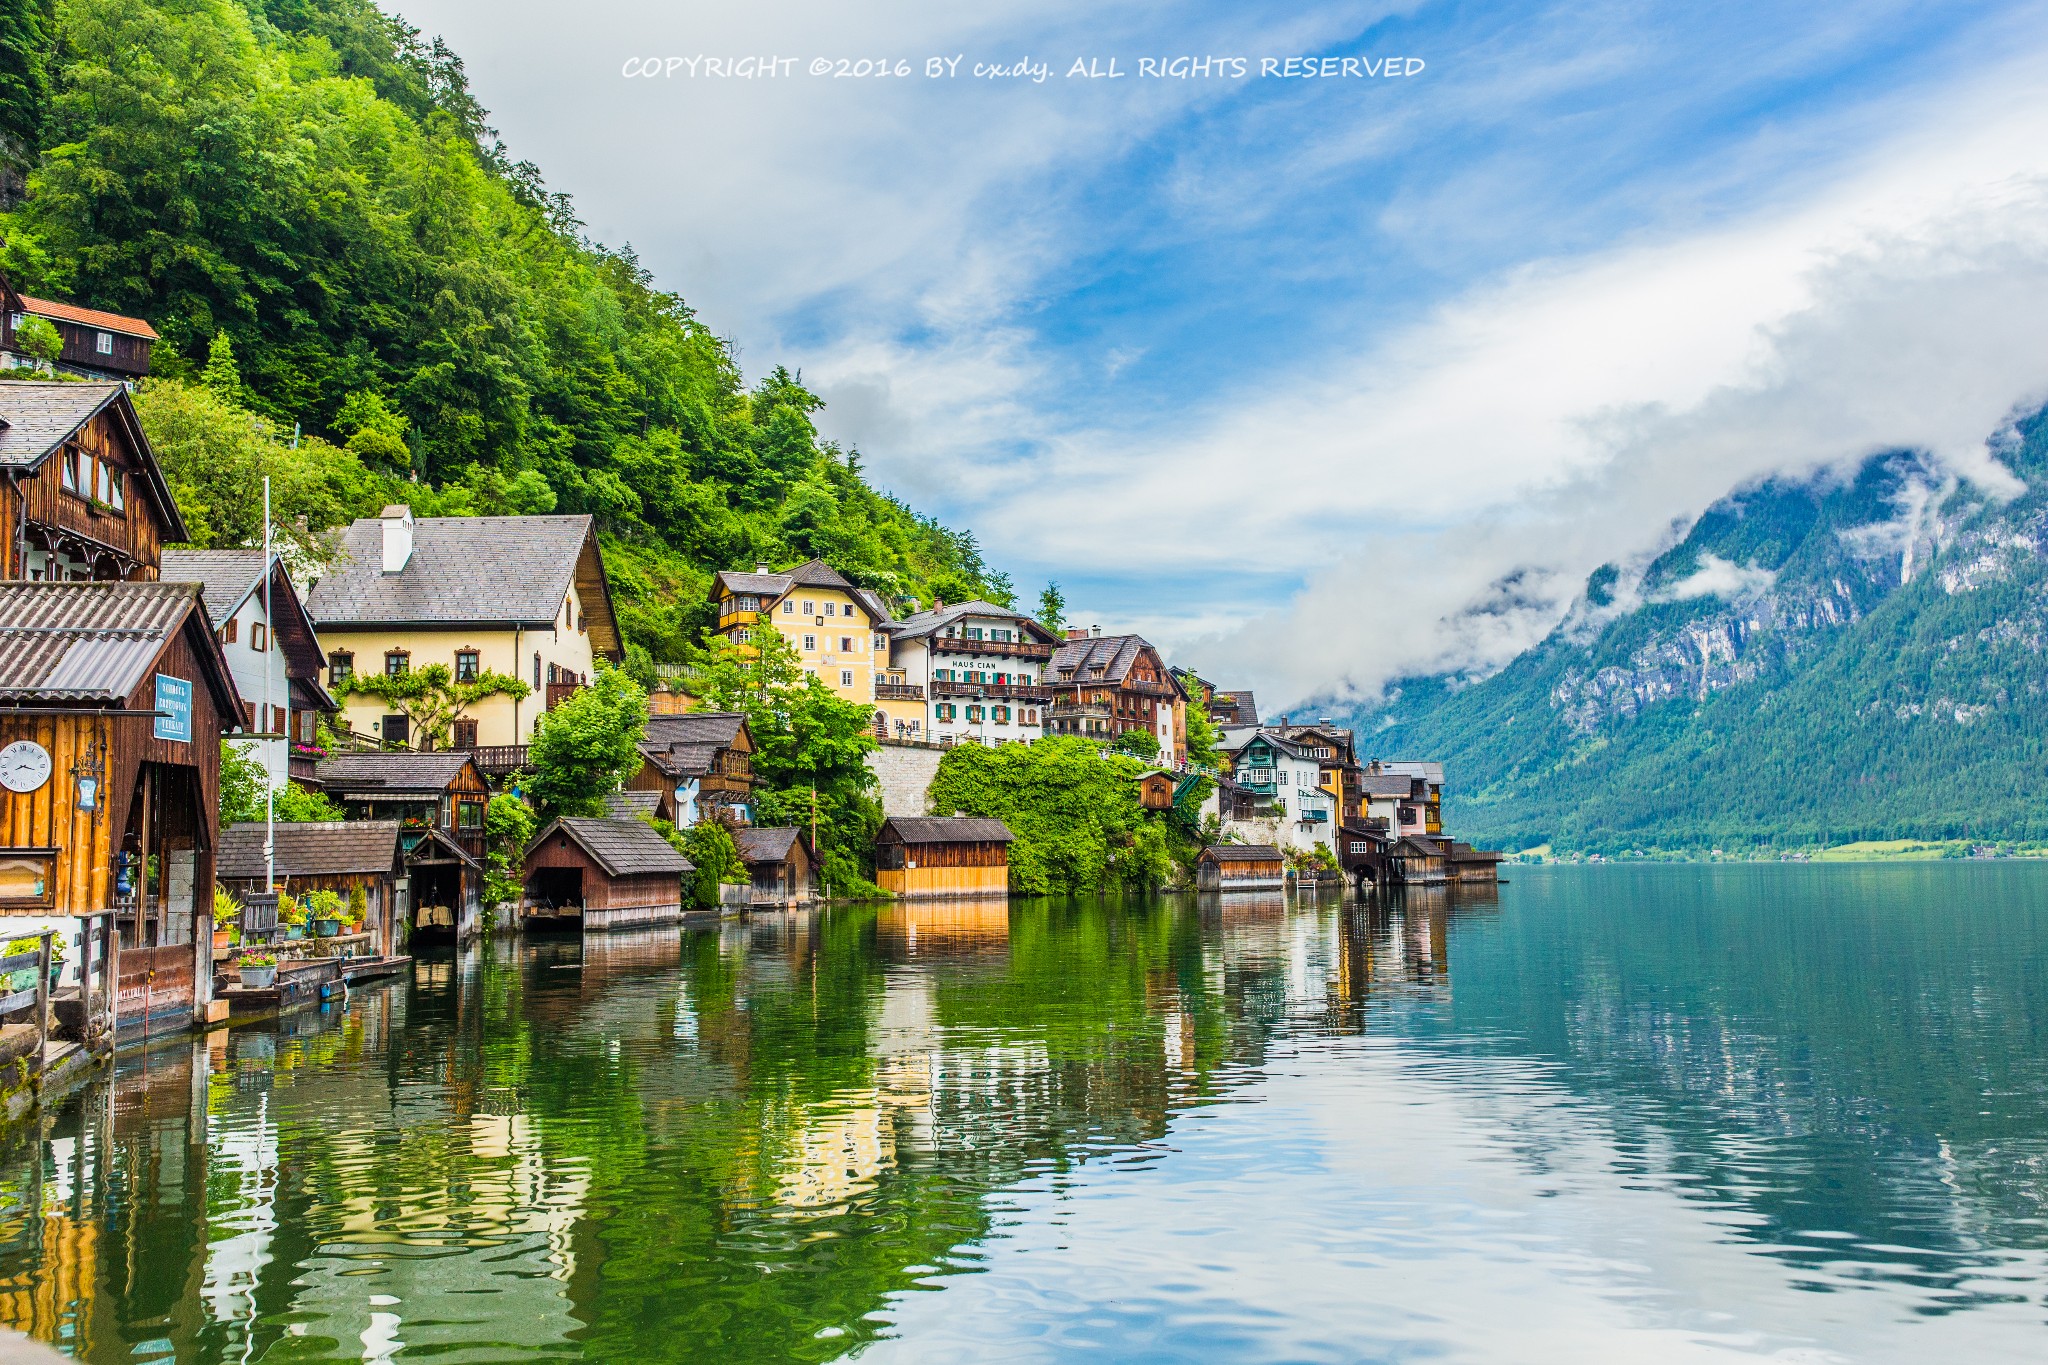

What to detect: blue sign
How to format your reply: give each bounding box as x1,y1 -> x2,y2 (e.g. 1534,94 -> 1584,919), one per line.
153,674 -> 192,743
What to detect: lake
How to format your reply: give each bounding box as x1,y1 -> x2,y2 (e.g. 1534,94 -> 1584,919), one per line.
1,863 -> 2045,1362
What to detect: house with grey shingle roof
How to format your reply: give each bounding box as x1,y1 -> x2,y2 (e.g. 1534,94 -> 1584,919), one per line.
0,381 -> 184,583
522,816 -> 694,933
707,558 -> 897,722
732,826 -> 817,906
304,506 -> 621,750
625,711 -> 756,825
1043,630 -> 1186,762
163,548 -> 336,786
875,599 -> 1060,746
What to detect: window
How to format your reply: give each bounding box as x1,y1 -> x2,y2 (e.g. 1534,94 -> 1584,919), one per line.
1024,709 -> 1038,724
329,651 -> 353,685
993,706 -> 1010,722
936,703 -> 955,721
839,636 -> 854,653
75,450 -> 90,494
299,711 -> 318,742
802,600 -> 816,615
59,449 -> 76,491
222,618 -> 238,645
824,601 -> 836,616
94,460 -> 111,504
251,622 -> 268,653
874,634 -> 887,652
455,650 -> 479,682
802,634 -> 816,651
967,705 -> 985,722
533,652 -> 542,688
382,713 -> 410,746
735,627 -> 752,643
966,626 -> 984,640
385,650 -> 409,676
840,670 -> 853,687
783,599 -> 795,614
107,468 -> 123,510
95,331 -> 113,355
458,799 -> 484,830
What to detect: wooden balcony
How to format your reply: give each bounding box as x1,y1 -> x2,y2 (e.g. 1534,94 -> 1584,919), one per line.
287,753 -> 322,786
874,682 -> 926,701
545,681 -> 582,711
933,637 -> 1056,661
467,745 -> 530,777
932,680 -> 1050,701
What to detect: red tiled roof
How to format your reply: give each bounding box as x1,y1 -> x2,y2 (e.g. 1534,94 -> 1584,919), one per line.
17,294 -> 160,341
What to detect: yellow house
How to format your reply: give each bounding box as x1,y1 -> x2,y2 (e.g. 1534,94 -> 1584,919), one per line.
710,560 -> 908,730
306,507 -> 622,752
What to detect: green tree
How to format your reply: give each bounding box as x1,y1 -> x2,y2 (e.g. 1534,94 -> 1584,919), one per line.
1036,581 -> 1066,634
1183,699 -> 1223,770
12,314 -> 59,365
1109,729 -> 1160,760
645,814 -> 748,909
338,661 -> 529,751
202,331 -> 243,402
0,0 -> 53,172
525,664 -> 647,817
483,792 -> 537,911
219,740 -> 343,825
692,630 -> 882,893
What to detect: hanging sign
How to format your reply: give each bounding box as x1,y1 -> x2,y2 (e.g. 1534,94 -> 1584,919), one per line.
153,674 -> 193,743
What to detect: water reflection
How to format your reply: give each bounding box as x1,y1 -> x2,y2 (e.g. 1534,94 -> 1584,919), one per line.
0,869 -> 2040,1362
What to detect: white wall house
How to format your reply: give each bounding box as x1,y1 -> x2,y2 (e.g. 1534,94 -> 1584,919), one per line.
162,549 -> 333,786
879,602 -> 1062,748
1214,730 -> 1340,858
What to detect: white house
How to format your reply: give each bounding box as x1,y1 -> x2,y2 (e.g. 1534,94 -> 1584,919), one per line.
1212,729 -> 1339,857
878,602 -> 1062,747
162,549 -> 335,786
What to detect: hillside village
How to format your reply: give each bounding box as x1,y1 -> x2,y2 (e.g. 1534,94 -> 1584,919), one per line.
0,289 -> 1494,1093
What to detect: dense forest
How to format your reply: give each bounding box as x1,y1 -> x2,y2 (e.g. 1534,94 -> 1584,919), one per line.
0,0 -> 1012,673
1341,409 -> 2048,854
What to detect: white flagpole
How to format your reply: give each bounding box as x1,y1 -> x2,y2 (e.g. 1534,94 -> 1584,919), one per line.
264,476 -> 274,894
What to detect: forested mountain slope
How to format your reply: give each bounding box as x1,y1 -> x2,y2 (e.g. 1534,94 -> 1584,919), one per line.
0,0 -> 1010,668
1341,411 -> 2048,853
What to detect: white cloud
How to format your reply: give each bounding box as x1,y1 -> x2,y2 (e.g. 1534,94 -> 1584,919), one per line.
1650,554 -> 1777,604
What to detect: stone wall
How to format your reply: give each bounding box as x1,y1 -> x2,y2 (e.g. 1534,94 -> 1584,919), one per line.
867,741 -> 945,819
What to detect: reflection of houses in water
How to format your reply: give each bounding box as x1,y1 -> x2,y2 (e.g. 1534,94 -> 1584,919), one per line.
876,898 -> 1012,959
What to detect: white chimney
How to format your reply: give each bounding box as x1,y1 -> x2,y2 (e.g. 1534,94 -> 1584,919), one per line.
380,504 -> 414,574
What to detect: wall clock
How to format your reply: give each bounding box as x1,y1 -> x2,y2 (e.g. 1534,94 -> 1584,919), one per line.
0,741 -> 53,794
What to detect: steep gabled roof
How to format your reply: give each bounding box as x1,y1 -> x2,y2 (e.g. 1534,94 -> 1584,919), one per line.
0,581 -> 239,717
885,601 -> 1059,645
1047,634 -> 1178,693
1359,774 -> 1421,798
879,816 -> 1014,845
218,820 -> 403,881
785,558 -> 852,590
604,790 -> 663,820
530,816 -> 692,878
316,750 -> 483,797
16,294 -> 159,340
161,549 -> 329,684
733,826 -> 805,865
0,382 -> 185,538
710,570 -> 793,599
306,514 -> 621,658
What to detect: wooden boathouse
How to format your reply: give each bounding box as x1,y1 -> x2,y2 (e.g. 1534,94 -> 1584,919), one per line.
733,826 -> 816,907
1196,843 -> 1286,892
873,817 -> 1014,900
216,820 -> 407,956
521,817 -> 692,933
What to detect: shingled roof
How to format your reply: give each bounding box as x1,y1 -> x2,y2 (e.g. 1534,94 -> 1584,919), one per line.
0,581 -> 238,713
708,559 -> 858,604
643,712 -> 746,746
315,750 -> 482,796
158,549 -> 268,624
0,383 -> 184,537
17,294 -> 159,340
878,816 -> 1015,845
530,817 -> 692,878
1047,634 -> 1178,694
1199,843 -> 1284,862
217,820 -> 403,881
1213,690 -> 1259,725
1359,773 -> 1424,799
305,513 -> 620,657
884,600 -> 1058,645
733,826 -> 805,865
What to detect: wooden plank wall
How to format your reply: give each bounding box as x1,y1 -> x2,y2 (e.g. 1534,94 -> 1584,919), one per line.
0,712 -> 114,916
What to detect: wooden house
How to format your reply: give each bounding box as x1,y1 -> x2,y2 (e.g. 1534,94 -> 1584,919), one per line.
312,751 -> 490,940
522,817 -> 692,933
873,816 -> 1014,899
1387,835 -> 1448,885
216,820 -> 406,955
1044,632 -> 1186,763
162,549 -> 337,788
627,711 -> 756,825
0,283 -> 157,380
1196,844 -> 1286,892
732,826 -> 816,907
1442,839 -> 1503,883
1137,769 -> 1178,811
0,382 -> 185,582
305,508 -> 622,754
0,580 -> 242,1039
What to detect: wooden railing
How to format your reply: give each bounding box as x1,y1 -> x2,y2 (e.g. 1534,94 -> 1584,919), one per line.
932,681 -> 1050,701
546,681 -> 582,711
467,745 -> 529,777
933,638 -> 1056,660
874,682 -> 926,701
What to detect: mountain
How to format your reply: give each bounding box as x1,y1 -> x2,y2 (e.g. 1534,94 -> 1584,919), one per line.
0,0 -> 1014,669
1337,409 -> 2048,853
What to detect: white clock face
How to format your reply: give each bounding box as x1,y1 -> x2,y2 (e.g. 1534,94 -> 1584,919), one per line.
0,741 -> 52,794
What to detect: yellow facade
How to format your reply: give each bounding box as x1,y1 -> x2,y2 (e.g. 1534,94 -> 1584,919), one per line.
873,864 -> 1011,899
719,579 -> 885,714
322,581 -> 600,747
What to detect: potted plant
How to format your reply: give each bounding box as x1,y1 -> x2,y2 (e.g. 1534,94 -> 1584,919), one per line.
308,887 -> 344,937
237,953 -> 278,990
279,892 -> 307,940
1,937 -> 42,994
213,888 -> 242,950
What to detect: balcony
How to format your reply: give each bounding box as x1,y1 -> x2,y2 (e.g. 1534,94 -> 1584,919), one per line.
545,681 -> 582,711
874,682 -> 926,701
934,637 -> 1056,661
287,753 -> 321,785
1126,678 -> 1179,698
931,680 -> 1050,702
468,745 -> 530,778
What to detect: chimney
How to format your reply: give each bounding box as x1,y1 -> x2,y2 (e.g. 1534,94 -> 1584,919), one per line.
380,504 -> 414,574
1091,624 -> 1101,637
1067,628 -> 1088,640
1319,716 -> 1332,727
755,562 -> 768,574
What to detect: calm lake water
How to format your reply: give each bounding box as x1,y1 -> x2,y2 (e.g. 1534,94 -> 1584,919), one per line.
1,864 -> 2046,1362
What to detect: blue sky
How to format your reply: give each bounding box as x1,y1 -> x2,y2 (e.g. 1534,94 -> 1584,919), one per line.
389,0 -> 2048,702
